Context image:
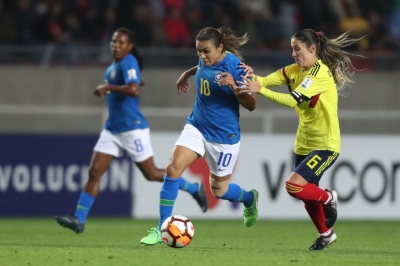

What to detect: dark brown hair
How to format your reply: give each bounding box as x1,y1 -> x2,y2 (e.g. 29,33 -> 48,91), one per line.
292,29 -> 364,90
195,26 -> 249,61
115,27 -> 144,70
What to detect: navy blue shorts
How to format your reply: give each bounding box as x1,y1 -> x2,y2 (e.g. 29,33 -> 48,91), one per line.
293,150 -> 339,186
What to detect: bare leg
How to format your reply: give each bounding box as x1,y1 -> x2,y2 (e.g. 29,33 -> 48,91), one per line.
135,156 -> 165,181
84,151 -> 114,197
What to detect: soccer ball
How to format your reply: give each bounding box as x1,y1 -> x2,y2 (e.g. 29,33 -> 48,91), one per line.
160,215 -> 194,248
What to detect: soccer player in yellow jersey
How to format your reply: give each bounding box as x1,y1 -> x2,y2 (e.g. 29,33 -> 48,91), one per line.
219,29 -> 363,250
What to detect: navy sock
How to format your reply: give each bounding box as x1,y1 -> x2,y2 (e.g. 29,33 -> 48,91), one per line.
74,191 -> 95,223
158,175 -> 180,229
178,177 -> 198,195
220,183 -> 254,207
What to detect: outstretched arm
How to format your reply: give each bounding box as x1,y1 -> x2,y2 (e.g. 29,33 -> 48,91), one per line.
176,65 -> 198,95
258,88 -> 298,107
238,76 -> 300,108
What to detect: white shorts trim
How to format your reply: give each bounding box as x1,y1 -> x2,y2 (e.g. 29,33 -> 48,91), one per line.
94,129 -> 154,162
175,124 -> 240,177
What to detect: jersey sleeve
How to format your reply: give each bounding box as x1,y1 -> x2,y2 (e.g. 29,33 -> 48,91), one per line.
259,87 -> 298,107
232,62 -> 246,83
256,67 -> 289,88
121,56 -> 141,85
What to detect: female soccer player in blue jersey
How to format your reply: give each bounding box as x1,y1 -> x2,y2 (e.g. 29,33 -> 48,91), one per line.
140,27 -> 259,245
55,28 -> 208,233
220,29 -> 363,250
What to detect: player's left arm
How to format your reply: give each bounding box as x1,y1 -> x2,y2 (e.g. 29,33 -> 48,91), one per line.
236,88 -> 257,111
233,65 -> 257,111
217,72 -> 256,111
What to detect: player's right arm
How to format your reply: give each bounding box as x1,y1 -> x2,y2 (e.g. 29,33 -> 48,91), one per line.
177,65 -> 198,95
95,56 -> 142,97
95,83 -> 140,97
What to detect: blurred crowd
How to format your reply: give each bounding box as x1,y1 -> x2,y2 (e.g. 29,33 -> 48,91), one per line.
0,0 -> 399,53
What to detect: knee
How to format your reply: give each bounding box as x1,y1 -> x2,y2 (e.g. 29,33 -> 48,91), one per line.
285,181 -> 302,198
88,166 -> 103,181
166,161 -> 183,178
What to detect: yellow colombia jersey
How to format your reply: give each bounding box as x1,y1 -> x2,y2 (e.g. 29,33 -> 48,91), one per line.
257,59 -> 340,155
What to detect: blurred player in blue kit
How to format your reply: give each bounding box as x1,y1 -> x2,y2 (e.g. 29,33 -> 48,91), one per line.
55,28 -> 208,233
140,26 -> 259,246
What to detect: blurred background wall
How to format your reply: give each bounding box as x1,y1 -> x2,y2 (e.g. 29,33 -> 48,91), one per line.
1,0 -> 399,135
0,0 -> 400,218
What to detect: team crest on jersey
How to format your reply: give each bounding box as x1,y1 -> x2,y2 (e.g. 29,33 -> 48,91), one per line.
110,69 -> 116,80
214,71 -> 222,83
290,78 -> 295,84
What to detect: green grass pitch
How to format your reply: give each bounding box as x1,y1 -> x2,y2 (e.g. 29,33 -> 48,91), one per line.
0,218 -> 399,266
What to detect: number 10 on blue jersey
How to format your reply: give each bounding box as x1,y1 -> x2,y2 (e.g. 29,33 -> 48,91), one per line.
200,78 -> 210,96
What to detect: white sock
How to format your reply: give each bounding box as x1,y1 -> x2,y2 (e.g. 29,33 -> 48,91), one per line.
323,191 -> 332,205
319,229 -> 333,238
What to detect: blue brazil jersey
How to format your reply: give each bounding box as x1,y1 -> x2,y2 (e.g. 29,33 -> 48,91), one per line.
104,54 -> 148,134
187,53 -> 245,144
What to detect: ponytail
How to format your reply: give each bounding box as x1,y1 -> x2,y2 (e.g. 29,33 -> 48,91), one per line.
292,29 -> 365,91
130,46 -> 144,70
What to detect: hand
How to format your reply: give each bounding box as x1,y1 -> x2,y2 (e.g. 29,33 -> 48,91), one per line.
94,84 -> 109,97
237,76 -> 262,94
218,72 -> 235,87
240,62 -> 254,78
176,71 -> 190,95
218,72 -> 246,95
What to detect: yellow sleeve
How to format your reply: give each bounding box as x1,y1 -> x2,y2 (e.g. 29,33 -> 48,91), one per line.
255,68 -> 288,88
259,87 -> 297,107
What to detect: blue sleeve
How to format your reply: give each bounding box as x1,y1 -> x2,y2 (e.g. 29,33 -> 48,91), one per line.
232,61 -> 246,85
121,56 -> 141,84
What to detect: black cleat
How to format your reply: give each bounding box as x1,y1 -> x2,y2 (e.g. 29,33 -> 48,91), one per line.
309,232 -> 337,250
323,190 -> 338,228
55,215 -> 85,233
192,182 -> 209,212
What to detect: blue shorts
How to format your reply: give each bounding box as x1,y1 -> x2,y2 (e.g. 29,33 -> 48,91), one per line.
293,150 -> 339,186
